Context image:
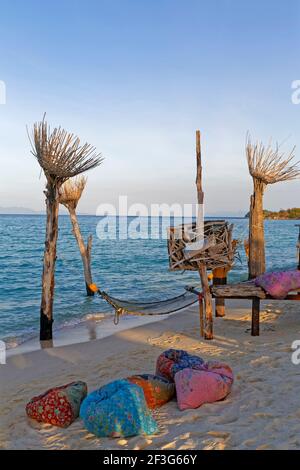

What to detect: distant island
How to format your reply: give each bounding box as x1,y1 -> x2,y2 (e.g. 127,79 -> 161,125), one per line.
0,206 -> 81,215
245,208 -> 300,220
0,206 -> 38,214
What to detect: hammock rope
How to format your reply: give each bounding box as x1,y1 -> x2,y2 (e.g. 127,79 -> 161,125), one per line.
89,284 -> 201,324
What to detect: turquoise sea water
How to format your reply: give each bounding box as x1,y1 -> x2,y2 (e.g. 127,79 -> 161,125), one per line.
0,215 -> 299,347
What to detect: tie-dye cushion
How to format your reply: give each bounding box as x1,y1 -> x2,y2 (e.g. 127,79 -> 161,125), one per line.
156,349 -> 204,382
26,381 -> 87,427
175,361 -> 234,411
255,270 -> 300,299
127,374 -> 175,409
80,379 -> 158,438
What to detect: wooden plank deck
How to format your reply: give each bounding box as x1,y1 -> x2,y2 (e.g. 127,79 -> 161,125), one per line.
212,284 -> 300,336
187,284 -> 300,337
211,283 -> 300,301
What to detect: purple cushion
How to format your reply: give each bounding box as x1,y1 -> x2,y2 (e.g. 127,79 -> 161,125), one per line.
255,270 -> 300,299
156,349 -> 204,382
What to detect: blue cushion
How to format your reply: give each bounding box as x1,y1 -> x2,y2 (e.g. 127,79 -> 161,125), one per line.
80,379 -> 158,438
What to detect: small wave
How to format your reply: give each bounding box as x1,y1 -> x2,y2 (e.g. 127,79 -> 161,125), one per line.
85,313 -> 107,322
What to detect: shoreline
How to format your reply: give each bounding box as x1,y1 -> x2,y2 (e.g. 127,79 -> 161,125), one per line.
7,309 -> 178,358
5,298 -> 250,358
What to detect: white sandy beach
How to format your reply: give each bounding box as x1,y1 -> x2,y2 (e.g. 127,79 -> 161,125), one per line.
1,299 -> 300,450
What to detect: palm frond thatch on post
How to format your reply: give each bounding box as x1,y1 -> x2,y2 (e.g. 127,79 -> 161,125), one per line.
246,135 -> 300,279
59,176 -> 97,296
29,117 -> 102,341
59,176 -> 86,209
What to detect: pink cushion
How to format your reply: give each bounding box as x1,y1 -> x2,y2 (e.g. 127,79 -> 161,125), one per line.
255,270 -> 300,299
202,361 -> 234,381
175,362 -> 234,411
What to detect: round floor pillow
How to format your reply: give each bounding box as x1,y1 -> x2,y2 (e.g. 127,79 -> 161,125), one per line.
80,379 -> 158,438
202,361 -> 234,386
175,361 -> 234,411
127,374 -> 175,409
156,349 -> 204,382
26,381 -> 87,427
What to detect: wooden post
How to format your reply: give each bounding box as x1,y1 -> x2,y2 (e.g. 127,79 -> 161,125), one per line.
68,206 -> 94,296
213,267 -> 227,317
296,225 -> 300,270
40,182 -> 59,341
196,130 -> 203,207
198,295 -> 204,337
251,297 -> 260,336
249,181 -> 266,279
246,137 -> 299,280
199,264 -> 214,339
195,130 -> 214,340
30,118 -> 102,342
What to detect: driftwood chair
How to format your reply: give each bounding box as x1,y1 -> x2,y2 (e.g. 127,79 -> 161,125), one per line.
168,220 -> 237,338
169,221 -> 300,337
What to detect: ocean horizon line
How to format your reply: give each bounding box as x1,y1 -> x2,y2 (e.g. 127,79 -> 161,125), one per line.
0,212 -> 247,219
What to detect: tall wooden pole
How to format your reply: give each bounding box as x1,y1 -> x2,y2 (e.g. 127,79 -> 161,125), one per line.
40,181 -> 59,341
248,180 -> 266,279
30,118 -> 102,342
296,225 -> 300,271
195,130 -> 214,340
68,206 -> 94,296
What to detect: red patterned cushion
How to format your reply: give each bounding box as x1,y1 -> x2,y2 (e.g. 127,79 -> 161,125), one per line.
26,381 -> 87,427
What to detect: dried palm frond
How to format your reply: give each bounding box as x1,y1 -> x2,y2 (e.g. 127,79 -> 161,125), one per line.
246,135 -> 300,185
28,117 -> 103,184
59,176 -> 87,208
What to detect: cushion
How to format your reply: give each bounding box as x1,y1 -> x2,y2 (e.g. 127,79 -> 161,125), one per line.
127,374 -> 175,409
80,379 -> 158,438
156,349 -> 204,381
175,361 -> 234,410
255,270 -> 300,299
26,381 -> 87,427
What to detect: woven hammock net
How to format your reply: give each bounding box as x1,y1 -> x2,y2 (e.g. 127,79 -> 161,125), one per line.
100,290 -> 198,316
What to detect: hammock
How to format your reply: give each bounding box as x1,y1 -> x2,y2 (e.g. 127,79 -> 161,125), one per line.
90,284 -> 200,324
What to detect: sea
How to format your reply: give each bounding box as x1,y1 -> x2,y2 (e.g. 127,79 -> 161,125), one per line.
0,215 -> 299,349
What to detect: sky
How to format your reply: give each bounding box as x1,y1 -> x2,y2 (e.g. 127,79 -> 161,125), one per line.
0,0 -> 299,216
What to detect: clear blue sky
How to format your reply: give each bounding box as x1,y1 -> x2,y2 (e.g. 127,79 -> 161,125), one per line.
0,0 -> 299,215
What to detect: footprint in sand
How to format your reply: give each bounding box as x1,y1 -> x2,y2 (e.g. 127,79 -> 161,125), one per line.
249,355 -> 282,369
217,410 -> 240,425
207,431 -> 231,439
262,325 -> 276,332
277,346 -> 293,353
202,439 -> 227,450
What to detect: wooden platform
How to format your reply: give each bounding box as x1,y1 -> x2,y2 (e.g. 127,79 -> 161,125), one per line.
187,284 -> 300,337
211,283 -> 300,336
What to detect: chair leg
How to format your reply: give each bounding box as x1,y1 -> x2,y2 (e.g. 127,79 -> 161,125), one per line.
215,298 -> 225,317
251,298 -> 260,336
